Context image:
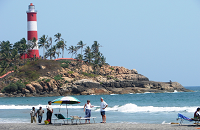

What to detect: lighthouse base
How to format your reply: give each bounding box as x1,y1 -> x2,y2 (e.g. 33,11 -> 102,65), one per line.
21,49 -> 40,59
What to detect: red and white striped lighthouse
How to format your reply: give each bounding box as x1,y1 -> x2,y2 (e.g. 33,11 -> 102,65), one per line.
26,3 -> 39,58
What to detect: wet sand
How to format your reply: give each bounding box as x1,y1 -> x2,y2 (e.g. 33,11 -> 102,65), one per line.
0,123 -> 200,130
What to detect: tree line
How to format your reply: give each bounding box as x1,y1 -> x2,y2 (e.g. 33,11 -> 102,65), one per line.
0,33 -> 107,76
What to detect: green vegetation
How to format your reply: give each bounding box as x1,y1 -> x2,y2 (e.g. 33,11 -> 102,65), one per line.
46,79 -> 50,82
1,81 -> 25,93
107,75 -> 114,79
68,71 -> 73,74
0,33 -> 107,77
54,75 -> 63,81
109,67 -> 114,70
81,72 -> 97,78
59,60 -> 71,68
0,32 -> 109,93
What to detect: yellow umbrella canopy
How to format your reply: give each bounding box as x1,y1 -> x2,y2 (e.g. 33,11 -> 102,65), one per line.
52,96 -> 81,119
52,96 -> 81,104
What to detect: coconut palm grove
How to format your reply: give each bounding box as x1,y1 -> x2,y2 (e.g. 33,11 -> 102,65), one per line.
0,33 -> 107,93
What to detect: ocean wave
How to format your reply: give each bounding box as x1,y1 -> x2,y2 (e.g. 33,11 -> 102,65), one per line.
0,103 -> 198,113
95,103 -> 198,113
110,94 -> 118,95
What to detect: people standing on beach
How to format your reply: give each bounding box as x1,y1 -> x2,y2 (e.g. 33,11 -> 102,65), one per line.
30,107 -> 37,123
194,108 -> 200,118
100,97 -> 108,123
84,100 -> 94,123
46,101 -> 53,124
37,106 -> 44,123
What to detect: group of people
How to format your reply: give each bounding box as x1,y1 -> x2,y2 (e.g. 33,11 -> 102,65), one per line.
30,101 -> 53,124
84,97 -> 108,123
30,106 -> 44,123
30,97 -> 108,124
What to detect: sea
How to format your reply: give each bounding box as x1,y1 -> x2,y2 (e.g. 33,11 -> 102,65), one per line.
0,86 -> 200,124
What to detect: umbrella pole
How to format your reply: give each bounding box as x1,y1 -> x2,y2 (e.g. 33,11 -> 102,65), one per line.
66,104 -> 68,124
59,104 -> 61,112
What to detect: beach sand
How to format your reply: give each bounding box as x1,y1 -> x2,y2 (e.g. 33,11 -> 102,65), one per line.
0,123 -> 200,130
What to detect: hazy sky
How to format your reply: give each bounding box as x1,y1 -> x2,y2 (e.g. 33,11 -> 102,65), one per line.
1,0 -> 200,86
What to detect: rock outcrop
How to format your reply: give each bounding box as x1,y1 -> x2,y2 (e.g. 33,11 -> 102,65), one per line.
0,60 -> 192,97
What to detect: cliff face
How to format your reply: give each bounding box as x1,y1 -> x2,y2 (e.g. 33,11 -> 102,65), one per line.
0,60 -> 192,97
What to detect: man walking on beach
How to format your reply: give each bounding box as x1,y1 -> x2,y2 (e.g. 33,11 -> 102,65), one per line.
46,101 -> 53,124
37,106 -> 44,123
30,107 -> 37,123
100,97 -> 108,123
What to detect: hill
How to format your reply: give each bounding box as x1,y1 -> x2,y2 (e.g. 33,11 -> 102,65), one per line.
0,59 -> 192,97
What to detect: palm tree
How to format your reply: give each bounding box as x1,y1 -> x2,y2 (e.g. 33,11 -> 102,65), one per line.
57,40 -> 67,58
84,46 -> 91,55
68,45 -> 76,58
15,38 -> 27,60
84,51 -> 93,64
38,35 -> 48,59
10,48 -> 20,74
30,37 -> 37,60
56,40 -> 62,57
54,33 -> 62,42
100,55 -> 106,65
46,45 -> 59,59
91,41 -> 102,73
83,46 -> 93,63
76,54 -> 83,60
83,51 -> 93,73
74,46 -> 79,58
0,41 -> 13,78
76,41 -> 86,73
48,37 -> 53,60
91,41 -> 101,54
0,41 -> 12,60
13,38 -> 26,53
77,41 -> 86,56
93,52 -> 102,74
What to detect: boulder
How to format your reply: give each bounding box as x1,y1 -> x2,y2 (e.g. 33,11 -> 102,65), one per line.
62,77 -> 74,83
31,82 -> 43,93
49,79 -> 58,92
26,84 -> 36,93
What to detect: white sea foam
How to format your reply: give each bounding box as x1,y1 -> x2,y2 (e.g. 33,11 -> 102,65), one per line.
110,94 -> 118,95
95,103 -> 198,113
0,103 -> 198,113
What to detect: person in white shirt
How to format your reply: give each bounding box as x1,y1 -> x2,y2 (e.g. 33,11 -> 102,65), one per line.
84,100 -> 94,123
46,101 -> 53,124
100,97 -> 108,123
30,107 -> 37,123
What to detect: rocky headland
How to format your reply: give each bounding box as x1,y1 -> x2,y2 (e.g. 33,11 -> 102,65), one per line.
0,59 -> 192,97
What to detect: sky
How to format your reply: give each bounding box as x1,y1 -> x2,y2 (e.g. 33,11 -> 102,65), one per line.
0,0 -> 200,86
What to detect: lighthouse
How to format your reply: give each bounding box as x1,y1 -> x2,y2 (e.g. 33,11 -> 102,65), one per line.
26,3 -> 39,58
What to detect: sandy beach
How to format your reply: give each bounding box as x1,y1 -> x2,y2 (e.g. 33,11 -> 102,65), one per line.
0,123 -> 200,130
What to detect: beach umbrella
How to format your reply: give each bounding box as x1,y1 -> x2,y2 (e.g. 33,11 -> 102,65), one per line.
52,96 -> 81,119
